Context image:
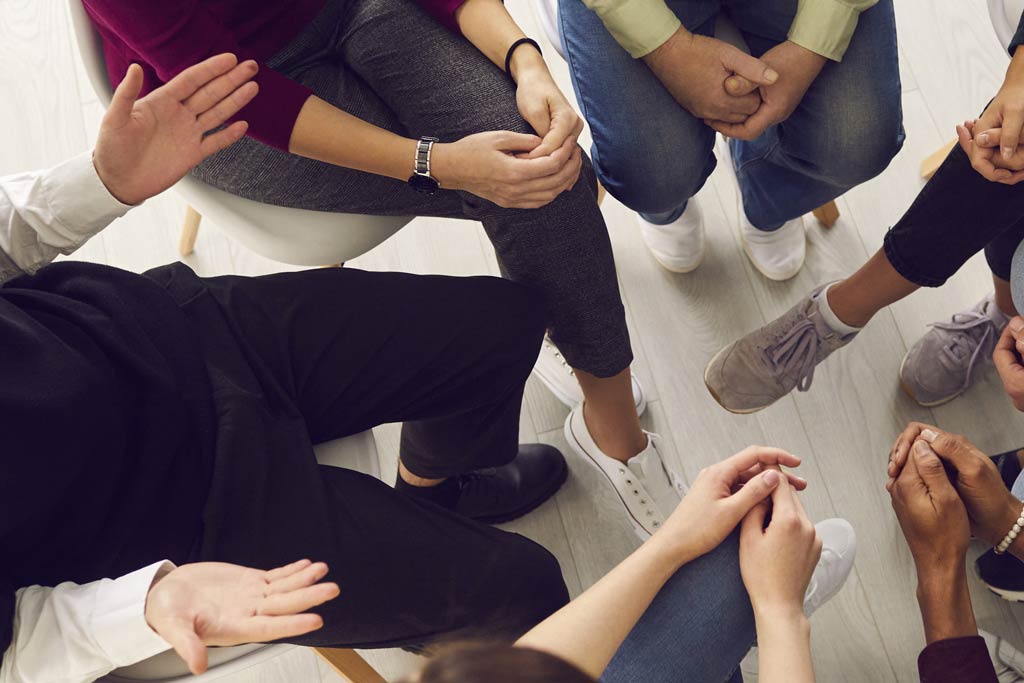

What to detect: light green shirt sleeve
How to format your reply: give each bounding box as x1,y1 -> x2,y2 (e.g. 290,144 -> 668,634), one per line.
580,0 -> 681,58
787,0 -> 878,62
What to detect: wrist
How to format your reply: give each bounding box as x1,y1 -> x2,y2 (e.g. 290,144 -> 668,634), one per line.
509,44 -> 546,84
916,566 -> 977,644
752,600 -> 807,628
429,141 -> 458,189
643,26 -> 694,67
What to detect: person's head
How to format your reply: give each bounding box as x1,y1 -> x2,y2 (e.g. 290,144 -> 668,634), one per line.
404,644 -> 596,683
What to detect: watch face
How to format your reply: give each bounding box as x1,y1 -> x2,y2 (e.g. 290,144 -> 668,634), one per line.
408,173 -> 439,195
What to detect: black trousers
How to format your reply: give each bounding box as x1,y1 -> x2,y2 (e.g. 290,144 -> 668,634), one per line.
883,143 -> 1024,287
148,263 -> 568,649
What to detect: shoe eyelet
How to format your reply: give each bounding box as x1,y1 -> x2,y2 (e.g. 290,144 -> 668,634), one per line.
633,490 -> 638,494
618,468 -> 625,474
640,500 -> 646,505
653,522 -> 660,528
626,479 -> 632,484
646,511 -> 653,517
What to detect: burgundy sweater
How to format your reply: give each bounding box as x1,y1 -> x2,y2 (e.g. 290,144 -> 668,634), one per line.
83,0 -> 467,152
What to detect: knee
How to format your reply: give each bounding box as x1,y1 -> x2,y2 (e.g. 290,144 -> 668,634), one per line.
595,137 -> 714,215
818,102 -> 904,188
495,536 -> 570,633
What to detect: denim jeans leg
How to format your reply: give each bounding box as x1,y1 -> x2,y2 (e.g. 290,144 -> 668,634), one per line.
558,0 -> 719,225
727,0 -> 904,230
600,531 -> 755,683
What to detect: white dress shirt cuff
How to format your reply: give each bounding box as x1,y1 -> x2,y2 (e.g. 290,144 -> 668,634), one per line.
92,561 -> 175,666
41,152 -> 133,242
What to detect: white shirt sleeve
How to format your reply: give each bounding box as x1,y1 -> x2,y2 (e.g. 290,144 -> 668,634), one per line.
0,561 -> 176,683
0,152 -> 133,285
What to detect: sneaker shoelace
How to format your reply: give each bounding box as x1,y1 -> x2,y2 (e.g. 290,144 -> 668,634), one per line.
930,310 -> 1000,389
762,317 -> 819,393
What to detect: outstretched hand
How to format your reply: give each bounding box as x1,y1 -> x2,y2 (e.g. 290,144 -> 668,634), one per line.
93,53 -> 259,206
145,559 -> 340,675
654,445 -> 806,563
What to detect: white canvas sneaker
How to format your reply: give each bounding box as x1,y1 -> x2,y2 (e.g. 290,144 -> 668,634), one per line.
741,518 -> 857,677
636,199 -> 706,273
532,336 -> 647,415
981,629 -> 1024,682
740,216 -> 807,282
563,403 -> 685,538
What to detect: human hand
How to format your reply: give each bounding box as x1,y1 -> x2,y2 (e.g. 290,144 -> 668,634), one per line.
975,47 -> 1024,163
431,131 -> 581,208
995,317 -> 1024,410
643,28 -> 778,123
889,439 -> 970,580
145,559 -> 340,675
705,41 -> 826,141
955,121 -> 1024,184
510,48 -> 585,161
739,476 -> 820,620
93,54 -> 258,206
915,429 -> 1022,547
887,420 -> 941,486
653,446 -> 806,564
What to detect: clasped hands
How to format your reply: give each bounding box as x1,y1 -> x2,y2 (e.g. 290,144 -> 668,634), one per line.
644,29 -> 826,141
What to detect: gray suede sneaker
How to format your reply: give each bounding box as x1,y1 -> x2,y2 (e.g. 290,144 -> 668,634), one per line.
704,285 -> 857,413
899,294 -> 1010,407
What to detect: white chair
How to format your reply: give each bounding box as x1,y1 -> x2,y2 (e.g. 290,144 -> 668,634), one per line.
529,0 -> 842,227
66,0 -> 412,265
920,0 -> 1024,178
95,432 -> 388,683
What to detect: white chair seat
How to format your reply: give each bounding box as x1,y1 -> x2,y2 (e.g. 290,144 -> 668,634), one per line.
989,0 -> 1024,49
99,431 -> 381,683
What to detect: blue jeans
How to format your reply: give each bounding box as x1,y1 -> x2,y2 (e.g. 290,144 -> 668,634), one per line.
558,0 -> 905,230
602,531 -> 755,683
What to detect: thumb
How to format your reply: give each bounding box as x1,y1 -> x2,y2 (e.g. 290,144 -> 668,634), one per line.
158,619 -> 209,675
721,49 -> 778,87
496,131 -> 543,153
911,441 -> 955,493
725,74 -> 760,97
107,63 -> 144,125
729,469 -> 782,517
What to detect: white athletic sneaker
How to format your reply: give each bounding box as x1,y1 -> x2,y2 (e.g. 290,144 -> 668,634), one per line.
981,629 -> 1024,682
741,518 -> 857,677
532,336 -> 647,415
740,216 -> 807,282
564,403 -> 685,538
636,199 -> 706,273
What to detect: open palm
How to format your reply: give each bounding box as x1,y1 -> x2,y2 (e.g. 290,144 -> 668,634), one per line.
93,54 -> 259,206
144,559 -> 340,675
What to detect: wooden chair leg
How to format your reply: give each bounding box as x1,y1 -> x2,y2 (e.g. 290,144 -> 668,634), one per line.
314,648 -> 387,683
811,200 -> 840,228
597,180 -> 606,206
179,205 -> 202,257
920,138 -> 957,180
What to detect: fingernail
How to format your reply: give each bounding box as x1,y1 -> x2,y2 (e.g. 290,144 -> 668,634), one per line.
763,470 -> 780,486
914,440 -> 930,454
979,133 -> 990,145
764,68 -> 779,83
1010,318 -> 1024,332
1004,147 -> 1014,160
921,429 -> 938,442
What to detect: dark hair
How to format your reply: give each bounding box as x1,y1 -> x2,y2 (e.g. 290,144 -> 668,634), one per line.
404,644 -> 597,683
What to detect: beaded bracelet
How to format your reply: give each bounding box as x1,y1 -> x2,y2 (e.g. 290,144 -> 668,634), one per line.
995,503 -> 1024,554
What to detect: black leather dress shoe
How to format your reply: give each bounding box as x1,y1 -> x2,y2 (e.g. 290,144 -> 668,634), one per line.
397,444 -> 567,524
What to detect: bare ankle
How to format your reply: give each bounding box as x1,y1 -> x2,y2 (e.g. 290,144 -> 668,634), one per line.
827,281 -> 873,328
398,460 -> 446,487
582,403 -> 646,463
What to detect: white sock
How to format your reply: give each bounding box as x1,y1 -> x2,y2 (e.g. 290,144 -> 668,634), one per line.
814,283 -> 862,336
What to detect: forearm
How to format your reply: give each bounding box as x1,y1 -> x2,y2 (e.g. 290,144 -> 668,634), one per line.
453,0 -> 528,73
917,568 -> 977,645
788,0 -> 878,62
516,537 -> 690,679
287,96 -> 417,181
754,607 -> 814,683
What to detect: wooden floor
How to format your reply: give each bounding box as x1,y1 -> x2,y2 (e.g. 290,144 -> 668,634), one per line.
4,0 -> 1024,680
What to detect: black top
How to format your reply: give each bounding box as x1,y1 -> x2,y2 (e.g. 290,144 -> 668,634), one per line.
1010,9 -> 1024,55
0,262 -> 215,652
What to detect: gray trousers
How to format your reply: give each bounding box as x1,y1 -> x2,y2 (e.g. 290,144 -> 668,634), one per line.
194,0 -> 631,377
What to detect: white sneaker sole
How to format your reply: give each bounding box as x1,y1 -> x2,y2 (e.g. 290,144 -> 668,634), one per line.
646,241 -> 706,274
563,414 -> 654,541
703,344 -> 778,415
739,222 -> 805,281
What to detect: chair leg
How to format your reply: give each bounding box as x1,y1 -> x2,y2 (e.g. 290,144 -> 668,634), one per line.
314,648 -> 387,683
179,205 -> 202,257
920,138 -> 957,180
597,180 -> 606,206
811,200 -> 840,228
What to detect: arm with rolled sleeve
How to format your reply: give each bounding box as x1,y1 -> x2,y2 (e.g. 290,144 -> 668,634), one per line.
0,562 -> 175,683
0,153 -> 131,285
787,0 -> 879,62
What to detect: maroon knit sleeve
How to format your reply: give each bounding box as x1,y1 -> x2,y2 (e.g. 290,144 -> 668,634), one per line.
918,636 -> 998,683
84,0 -> 312,151
413,0 -> 469,33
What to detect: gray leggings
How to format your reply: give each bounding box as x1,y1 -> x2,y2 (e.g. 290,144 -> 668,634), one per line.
193,0 -> 631,377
